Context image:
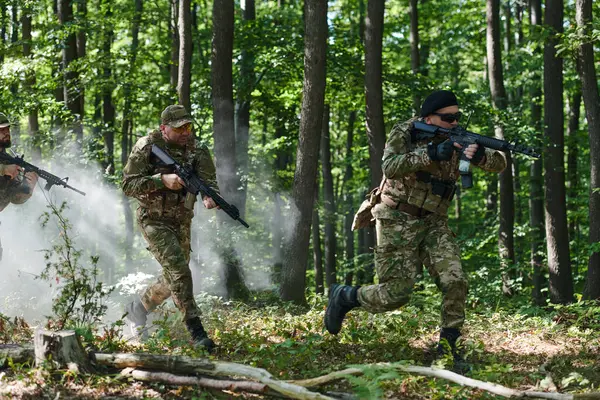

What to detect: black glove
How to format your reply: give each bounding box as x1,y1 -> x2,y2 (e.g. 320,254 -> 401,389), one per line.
427,140 -> 455,161
471,144 -> 486,165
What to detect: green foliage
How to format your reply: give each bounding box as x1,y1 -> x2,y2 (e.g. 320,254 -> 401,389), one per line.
38,201 -> 113,330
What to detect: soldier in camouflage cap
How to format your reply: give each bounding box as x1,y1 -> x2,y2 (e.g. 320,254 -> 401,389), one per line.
0,112 -> 39,261
122,105 -> 219,351
325,91 -> 506,364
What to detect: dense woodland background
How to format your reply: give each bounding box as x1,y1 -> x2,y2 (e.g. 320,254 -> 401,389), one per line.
1,0 -> 600,397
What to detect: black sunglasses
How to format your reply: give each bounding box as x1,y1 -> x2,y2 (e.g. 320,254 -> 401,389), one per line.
433,112 -> 462,123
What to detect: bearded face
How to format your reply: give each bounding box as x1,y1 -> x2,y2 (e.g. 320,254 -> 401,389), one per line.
0,127 -> 11,148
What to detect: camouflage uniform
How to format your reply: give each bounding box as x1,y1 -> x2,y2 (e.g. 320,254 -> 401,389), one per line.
357,118 -> 506,329
122,128 -> 219,321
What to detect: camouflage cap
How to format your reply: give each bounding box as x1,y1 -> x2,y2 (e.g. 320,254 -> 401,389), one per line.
161,105 -> 193,128
0,112 -> 10,128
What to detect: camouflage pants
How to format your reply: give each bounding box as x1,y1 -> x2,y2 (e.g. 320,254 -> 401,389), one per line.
138,216 -> 200,321
357,213 -> 468,329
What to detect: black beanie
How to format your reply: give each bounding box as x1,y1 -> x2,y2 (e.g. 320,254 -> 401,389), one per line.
420,90 -> 459,117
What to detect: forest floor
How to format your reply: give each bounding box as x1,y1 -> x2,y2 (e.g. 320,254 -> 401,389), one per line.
1,285 -> 600,399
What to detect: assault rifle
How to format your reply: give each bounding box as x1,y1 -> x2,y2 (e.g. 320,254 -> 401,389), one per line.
151,144 -> 249,228
0,151 -> 86,195
412,121 -> 540,189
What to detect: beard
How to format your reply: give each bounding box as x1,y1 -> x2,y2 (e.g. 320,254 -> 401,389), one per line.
0,140 -> 11,148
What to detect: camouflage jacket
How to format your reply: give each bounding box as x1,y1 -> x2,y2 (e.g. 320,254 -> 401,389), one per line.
122,129 -> 220,221
373,118 -> 507,219
0,163 -> 35,212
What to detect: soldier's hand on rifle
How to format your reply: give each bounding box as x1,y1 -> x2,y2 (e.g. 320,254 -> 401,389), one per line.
161,173 -> 185,190
202,196 -> 219,210
427,140 -> 459,161
463,143 -> 486,165
2,164 -> 22,180
24,171 -> 38,186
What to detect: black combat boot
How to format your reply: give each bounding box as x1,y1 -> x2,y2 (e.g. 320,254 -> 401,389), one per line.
324,284 -> 361,335
125,298 -> 148,340
437,327 -> 469,373
185,317 -> 215,352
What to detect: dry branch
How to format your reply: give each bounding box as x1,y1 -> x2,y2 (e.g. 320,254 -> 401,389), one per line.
289,363 -> 600,400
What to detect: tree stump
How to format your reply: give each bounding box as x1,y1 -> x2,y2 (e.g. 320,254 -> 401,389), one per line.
34,329 -> 95,373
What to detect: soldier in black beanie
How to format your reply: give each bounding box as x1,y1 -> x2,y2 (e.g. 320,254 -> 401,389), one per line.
325,90 -> 507,373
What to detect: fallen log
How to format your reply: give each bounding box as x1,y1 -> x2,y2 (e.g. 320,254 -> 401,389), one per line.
0,344 -> 34,368
119,367 -> 275,396
95,353 -> 334,400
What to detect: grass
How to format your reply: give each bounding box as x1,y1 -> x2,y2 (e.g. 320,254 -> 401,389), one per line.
1,285 -> 600,399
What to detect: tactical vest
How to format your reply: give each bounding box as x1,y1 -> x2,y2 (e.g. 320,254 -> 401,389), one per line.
380,122 -> 460,217
136,130 -> 197,221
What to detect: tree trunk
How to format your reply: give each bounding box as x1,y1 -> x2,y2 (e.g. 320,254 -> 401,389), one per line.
566,91 -> 581,257
170,0 -> 179,92
76,0 -> 86,119
312,185 -> 324,295
21,3 -> 41,161
343,111 -> 356,285
280,0 -> 327,304
58,0 -> 83,144
364,0 -> 386,189
102,1 -> 115,175
487,0 -> 515,295
529,0 -> 545,306
409,0 -> 420,113
320,105 -> 336,288
212,0 -> 248,301
362,0 -> 386,287
0,5 -> 6,65
543,0 -> 574,304
235,0 -> 256,219
177,0 -> 191,111
121,0 -> 143,273
576,0 -> 600,300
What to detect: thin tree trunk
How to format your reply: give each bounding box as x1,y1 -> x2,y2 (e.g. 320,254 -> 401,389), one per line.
76,0 -> 86,119
21,3 -> 41,161
312,185 -> 324,295
280,0 -> 327,304
212,0 -> 249,301
566,91 -> 581,253
487,0 -> 515,296
576,0 -> 600,300
102,1 -> 115,174
529,0 -> 545,306
320,104 -> 336,288
364,0 -> 386,189
170,0 -> 179,93
544,0 -> 574,304
362,0 -> 386,287
235,0 -> 256,219
343,111 -> 356,286
121,0 -> 143,273
177,0 -> 191,111
58,0 -> 83,144
409,0 -> 420,113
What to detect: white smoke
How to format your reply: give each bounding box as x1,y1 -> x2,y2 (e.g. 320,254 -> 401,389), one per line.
0,149 -> 279,327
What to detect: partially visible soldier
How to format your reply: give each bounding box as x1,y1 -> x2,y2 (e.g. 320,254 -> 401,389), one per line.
122,105 -> 220,351
0,112 -> 39,261
324,90 -> 507,364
